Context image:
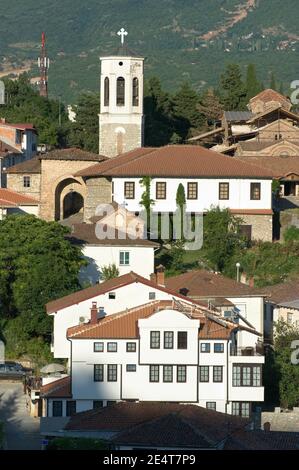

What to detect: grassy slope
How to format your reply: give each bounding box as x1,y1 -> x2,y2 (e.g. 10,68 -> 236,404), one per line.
0,0 -> 298,102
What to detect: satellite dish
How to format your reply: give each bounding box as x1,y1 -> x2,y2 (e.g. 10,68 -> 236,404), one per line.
0,81 -> 5,105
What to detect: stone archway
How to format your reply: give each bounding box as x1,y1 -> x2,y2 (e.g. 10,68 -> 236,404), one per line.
54,177 -> 86,221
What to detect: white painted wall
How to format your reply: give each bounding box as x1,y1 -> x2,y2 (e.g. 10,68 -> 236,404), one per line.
51,282 -> 194,359
7,205 -> 39,217
112,177 -> 272,213
227,296 -> 264,347
80,244 -> 155,284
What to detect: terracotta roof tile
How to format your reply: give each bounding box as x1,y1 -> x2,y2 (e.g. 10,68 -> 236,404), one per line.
263,277 -> 299,304
237,156 -> 299,179
76,145 -> 274,178
40,376 -> 71,398
5,157 -> 41,174
41,148 -> 107,162
249,89 -> 290,105
45,271 -> 203,315
165,269 -> 265,298
0,188 -> 39,206
65,402 -> 248,445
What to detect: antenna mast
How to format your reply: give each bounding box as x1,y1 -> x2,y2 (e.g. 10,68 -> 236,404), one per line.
37,32 -> 49,98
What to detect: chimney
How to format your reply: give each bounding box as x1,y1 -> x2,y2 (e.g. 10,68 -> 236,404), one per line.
156,264 -> 165,287
249,277 -> 255,288
150,272 -> 156,283
90,301 -> 98,325
0,117 -> 5,124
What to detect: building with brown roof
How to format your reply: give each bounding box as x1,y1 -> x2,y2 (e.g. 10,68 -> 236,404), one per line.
0,188 -> 39,219
6,148 -> 107,221
41,297 -> 263,422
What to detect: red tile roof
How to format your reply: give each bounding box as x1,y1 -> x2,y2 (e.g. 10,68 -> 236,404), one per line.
40,376 -> 71,398
5,157 -> 41,174
0,122 -> 36,131
45,271 -> 203,315
263,277 -> 299,304
0,188 -> 39,207
165,269 -> 265,298
75,145 -> 274,178
65,402 -> 248,446
237,156 -> 299,180
41,148 -> 107,162
67,299 -> 257,340
249,89 -> 290,105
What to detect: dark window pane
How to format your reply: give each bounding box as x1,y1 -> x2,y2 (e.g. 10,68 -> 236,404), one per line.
117,77 -> 125,106
177,331 -> 187,349
150,331 -> 160,349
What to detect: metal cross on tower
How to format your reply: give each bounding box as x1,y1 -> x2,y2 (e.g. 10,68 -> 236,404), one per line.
117,28 -> 128,45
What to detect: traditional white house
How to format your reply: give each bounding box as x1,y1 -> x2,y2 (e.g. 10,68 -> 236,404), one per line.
46,270 -> 199,360
41,298 -> 264,419
76,145 -> 274,241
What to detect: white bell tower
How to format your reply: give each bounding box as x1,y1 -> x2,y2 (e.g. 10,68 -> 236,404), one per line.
99,29 -> 144,158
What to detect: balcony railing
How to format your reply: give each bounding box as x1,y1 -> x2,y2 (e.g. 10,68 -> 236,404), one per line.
230,346 -> 263,357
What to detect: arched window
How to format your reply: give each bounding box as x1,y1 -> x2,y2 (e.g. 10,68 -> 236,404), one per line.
116,77 -> 125,106
104,77 -> 109,106
132,77 -> 139,106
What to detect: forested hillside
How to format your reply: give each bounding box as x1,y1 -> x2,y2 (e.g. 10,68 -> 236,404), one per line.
0,0 -> 298,103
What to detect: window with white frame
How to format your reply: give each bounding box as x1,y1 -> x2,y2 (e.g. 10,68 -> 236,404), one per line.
206,402 -> 216,411
287,312 -> 293,325
119,251 -> 130,266
94,342 -> 104,352
107,342 -> 117,352
201,343 -> 210,353
232,365 -> 262,387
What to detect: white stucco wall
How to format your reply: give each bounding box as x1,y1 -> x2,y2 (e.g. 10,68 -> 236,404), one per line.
112,177 -> 272,213
80,244 -> 155,284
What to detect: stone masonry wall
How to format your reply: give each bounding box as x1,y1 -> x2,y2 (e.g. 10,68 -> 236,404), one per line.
84,177 -> 112,222
238,214 -> 273,242
7,173 -> 41,200
99,123 -> 142,158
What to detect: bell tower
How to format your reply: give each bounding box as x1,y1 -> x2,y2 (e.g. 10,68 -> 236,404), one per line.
99,29 -> 144,158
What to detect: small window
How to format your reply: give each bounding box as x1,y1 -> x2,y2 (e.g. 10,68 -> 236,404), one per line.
126,342 -> 136,352
107,364 -> 117,382
201,343 -> 210,353
116,77 -> 125,106
177,331 -> 187,350
163,365 -> 173,383
219,182 -> 229,200
177,365 -> 187,383
104,77 -> 109,106
164,331 -> 174,349
250,182 -> 261,200
213,366 -> 223,383
93,400 -> 103,409
156,182 -> 167,199
52,401 -> 62,417
94,342 -> 104,352
132,77 -> 139,106
206,402 -> 216,411
23,176 -> 31,188
199,366 -> 209,383
214,343 -> 224,353
187,182 -> 198,200
232,402 -> 250,418
107,342 -> 117,352
149,365 -> 159,382
126,364 -> 137,372
124,182 -> 135,199
108,292 -> 116,300
66,401 -> 76,417
287,312 -> 293,325
94,364 -> 104,382
32,143 -> 37,152
150,331 -> 160,349
119,251 -> 130,266
149,292 -> 156,300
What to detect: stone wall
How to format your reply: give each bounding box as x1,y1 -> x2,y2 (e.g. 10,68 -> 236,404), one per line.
39,160 -> 96,221
7,173 -> 41,200
99,122 -> 143,158
84,176 -> 112,222
237,213 -> 273,242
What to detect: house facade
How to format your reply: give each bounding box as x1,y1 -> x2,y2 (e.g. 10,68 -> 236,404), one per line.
42,299 -> 264,419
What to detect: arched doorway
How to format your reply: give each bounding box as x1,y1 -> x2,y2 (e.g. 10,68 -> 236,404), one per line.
63,191 -> 84,219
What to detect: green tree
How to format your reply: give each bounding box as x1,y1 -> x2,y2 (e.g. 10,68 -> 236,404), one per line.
139,176 -> 155,232
274,320 -> 299,408
245,64 -> 262,101
100,263 -> 120,281
198,88 -> 223,124
220,64 -> 247,110
176,183 -> 186,239
270,71 -> 277,90
284,226 -> 299,242
0,215 -> 84,340
203,207 -> 246,271
67,92 -> 100,153
172,81 -> 204,139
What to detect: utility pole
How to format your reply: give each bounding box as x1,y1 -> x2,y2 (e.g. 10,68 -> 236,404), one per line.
37,32 -> 50,98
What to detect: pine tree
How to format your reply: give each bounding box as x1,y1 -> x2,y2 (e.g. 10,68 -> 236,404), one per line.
220,64 -> 247,110
245,64 -> 262,101
270,72 -> 277,91
198,88 -> 223,124
172,81 -> 204,139
144,77 -> 173,146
